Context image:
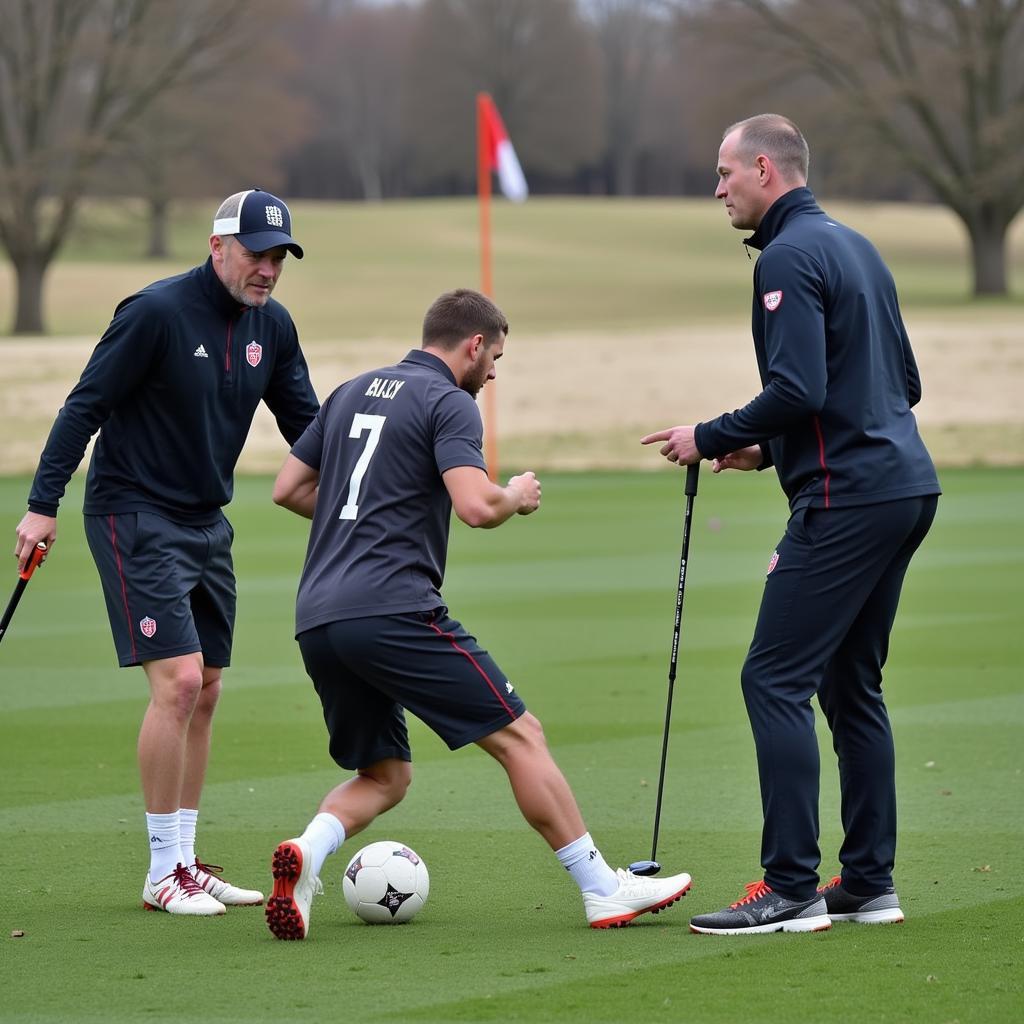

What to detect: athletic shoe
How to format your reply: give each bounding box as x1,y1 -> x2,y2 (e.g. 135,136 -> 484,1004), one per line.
142,863 -> 226,916
818,875 -> 904,924
265,838 -> 323,940
192,860 -> 264,907
583,868 -> 692,928
689,880 -> 831,935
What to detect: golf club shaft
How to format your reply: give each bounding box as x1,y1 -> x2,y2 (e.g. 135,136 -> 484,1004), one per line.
648,462 -> 699,862
0,543 -> 46,645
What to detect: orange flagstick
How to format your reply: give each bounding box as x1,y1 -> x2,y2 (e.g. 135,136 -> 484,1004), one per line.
476,92 -> 498,481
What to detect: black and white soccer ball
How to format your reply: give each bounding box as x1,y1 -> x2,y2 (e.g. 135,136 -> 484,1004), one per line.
342,840 -> 429,924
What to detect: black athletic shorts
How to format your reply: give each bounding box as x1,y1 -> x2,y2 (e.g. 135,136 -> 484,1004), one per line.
84,511 -> 235,668
297,608 -> 527,770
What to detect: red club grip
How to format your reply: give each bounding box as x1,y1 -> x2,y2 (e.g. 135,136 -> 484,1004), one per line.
19,542 -> 46,581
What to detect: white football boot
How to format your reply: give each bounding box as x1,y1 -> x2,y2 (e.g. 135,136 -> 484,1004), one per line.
265,838 -> 323,940
142,863 -> 226,916
583,868 -> 692,928
191,860 -> 264,906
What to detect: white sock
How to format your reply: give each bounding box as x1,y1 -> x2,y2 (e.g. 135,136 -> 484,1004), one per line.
555,832 -> 619,896
179,807 -> 199,869
146,811 -> 183,881
300,812 -> 347,879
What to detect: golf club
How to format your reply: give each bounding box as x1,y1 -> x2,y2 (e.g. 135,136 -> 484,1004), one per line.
0,542 -> 47,647
630,461 -> 699,877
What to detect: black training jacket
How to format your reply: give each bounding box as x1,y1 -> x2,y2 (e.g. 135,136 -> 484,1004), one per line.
28,257 -> 319,525
694,188 -> 939,510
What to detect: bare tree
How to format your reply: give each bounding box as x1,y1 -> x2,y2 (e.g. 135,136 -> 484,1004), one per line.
116,61 -> 311,258
722,0 -> 1024,296
0,0 -> 248,334
283,1 -> 416,201
584,0 -> 675,195
404,0 -> 603,191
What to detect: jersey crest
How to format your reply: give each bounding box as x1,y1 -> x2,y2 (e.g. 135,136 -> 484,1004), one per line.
766,550 -> 779,575
246,341 -> 263,367
763,290 -> 783,311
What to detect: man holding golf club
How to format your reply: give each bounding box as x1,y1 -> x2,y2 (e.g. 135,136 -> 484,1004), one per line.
13,189 -> 319,916
643,114 -> 940,935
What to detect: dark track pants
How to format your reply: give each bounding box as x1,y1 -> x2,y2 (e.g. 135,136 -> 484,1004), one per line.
741,495 -> 937,900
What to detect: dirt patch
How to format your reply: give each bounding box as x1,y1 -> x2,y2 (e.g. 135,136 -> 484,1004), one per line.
2,318 -> 1021,477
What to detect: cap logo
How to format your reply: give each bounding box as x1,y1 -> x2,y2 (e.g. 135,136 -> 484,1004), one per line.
212,191 -> 301,258
139,616 -> 157,638
246,341 -> 263,367
763,290 -> 783,311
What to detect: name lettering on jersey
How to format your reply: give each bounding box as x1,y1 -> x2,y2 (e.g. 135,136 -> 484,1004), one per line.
364,377 -> 406,400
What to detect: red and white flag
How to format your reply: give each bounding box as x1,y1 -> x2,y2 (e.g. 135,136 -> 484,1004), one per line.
478,94 -> 528,202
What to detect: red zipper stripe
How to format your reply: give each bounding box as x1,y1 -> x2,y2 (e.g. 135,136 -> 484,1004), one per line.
812,415 -> 831,509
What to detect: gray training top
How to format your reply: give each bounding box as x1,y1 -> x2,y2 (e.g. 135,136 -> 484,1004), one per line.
291,349 -> 487,635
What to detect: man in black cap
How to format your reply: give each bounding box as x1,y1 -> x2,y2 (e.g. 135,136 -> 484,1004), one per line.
14,189 -> 319,916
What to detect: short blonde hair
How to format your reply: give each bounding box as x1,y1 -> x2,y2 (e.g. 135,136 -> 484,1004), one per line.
725,114 -> 809,182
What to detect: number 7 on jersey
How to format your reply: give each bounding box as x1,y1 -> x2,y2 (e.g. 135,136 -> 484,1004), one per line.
339,413 -> 386,520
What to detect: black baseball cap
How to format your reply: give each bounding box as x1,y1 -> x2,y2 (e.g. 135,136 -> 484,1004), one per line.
212,188 -> 304,259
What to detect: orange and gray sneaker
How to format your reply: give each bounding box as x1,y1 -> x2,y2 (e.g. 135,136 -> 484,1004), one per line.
583,868 -> 692,928
817,875 -> 904,924
689,879 -> 831,935
265,838 -> 323,940
191,860 -> 264,907
142,863 -> 226,916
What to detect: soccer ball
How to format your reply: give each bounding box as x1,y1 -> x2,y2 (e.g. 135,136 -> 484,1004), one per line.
342,840 -> 429,924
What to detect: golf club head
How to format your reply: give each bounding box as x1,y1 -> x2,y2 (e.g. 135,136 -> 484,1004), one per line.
628,859 -> 662,877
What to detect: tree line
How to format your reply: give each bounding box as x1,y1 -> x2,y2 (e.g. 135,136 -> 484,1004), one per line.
1,0 -> 1021,333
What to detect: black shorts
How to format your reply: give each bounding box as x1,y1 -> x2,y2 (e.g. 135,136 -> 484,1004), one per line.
297,608 -> 527,770
84,512 -> 236,668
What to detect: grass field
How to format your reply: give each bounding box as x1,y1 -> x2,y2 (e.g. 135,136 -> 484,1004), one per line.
1,468 -> 1020,1023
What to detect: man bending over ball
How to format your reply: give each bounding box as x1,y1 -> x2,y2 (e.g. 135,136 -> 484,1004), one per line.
266,288 -> 692,939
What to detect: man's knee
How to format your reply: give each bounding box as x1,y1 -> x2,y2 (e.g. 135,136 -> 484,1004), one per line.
516,712 -> 547,749
816,670 -> 843,719
195,669 -> 222,719
481,712 -> 548,762
740,658 -> 796,728
146,657 -> 204,721
358,759 -> 412,810
740,658 -> 764,707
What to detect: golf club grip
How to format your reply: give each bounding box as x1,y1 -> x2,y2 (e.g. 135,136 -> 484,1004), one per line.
0,544 -> 45,646
684,461 -> 700,497
20,542 -> 46,581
